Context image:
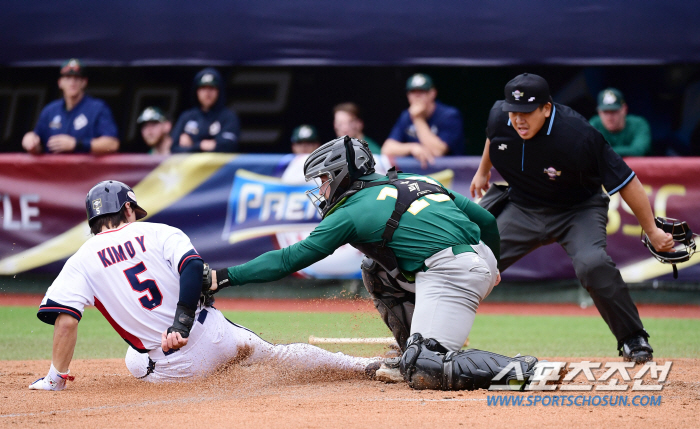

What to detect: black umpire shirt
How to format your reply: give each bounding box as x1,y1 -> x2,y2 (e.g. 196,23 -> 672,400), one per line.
486,101 -> 635,209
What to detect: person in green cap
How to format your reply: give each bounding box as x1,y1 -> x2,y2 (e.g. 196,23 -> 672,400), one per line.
137,106 -> 172,155
290,124 -> 322,154
589,88 -> 651,156
382,73 -> 464,167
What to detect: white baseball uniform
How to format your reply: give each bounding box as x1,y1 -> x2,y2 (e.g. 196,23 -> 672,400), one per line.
38,221 -> 376,382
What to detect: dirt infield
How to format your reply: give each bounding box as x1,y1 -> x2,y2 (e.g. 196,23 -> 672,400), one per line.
2,294 -> 700,318
1,357 -> 698,428
2,295 -> 698,427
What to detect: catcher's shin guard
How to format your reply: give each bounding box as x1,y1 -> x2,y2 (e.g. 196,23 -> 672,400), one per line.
399,334 -> 538,391
361,257 -> 415,351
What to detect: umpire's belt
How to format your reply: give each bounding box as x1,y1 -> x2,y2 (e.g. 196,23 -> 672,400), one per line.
420,244 -> 475,272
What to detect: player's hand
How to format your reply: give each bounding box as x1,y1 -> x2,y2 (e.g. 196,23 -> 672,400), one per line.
409,143 -> 435,169
179,133 -> 194,147
46,134 -> 77,153
494,270 -> 501,286
470,171 -> 491,198
647,227 -> 674,253
22,132 -> 42,154
200,139 -> 216,152
409,101 -> 429,120
161,330 -> 188,352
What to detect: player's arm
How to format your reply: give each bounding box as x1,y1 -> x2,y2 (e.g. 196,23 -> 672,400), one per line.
382,139 -> 435,169
412,117 -> 448,156
451,191 -> 500,261
89,136 -> 120,154
212,214 -> 355,291
619,177 -> 673,252
88,105 -> 120,154
470,138 -> 493,198
169,114 -> 199,153
29,313 -> 78,391
162,250 -> 204,352
213,110 -> 240,152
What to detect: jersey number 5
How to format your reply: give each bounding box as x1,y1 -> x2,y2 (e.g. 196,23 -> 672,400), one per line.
124,262 -> 163,310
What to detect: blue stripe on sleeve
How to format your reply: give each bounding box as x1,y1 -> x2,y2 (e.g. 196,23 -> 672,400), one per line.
608,172 -> 636,195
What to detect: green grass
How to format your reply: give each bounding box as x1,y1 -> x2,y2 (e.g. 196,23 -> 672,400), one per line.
1,306 -> 698,361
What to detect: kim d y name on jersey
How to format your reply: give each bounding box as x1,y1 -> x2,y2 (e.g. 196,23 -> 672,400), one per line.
97,235 -> 146,268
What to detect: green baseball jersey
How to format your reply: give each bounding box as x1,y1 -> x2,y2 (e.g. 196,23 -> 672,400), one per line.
589,114 -> 651,157
225,172 -> 499,286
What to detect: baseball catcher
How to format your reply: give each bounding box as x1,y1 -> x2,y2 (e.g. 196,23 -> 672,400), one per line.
205,136 -> 539,391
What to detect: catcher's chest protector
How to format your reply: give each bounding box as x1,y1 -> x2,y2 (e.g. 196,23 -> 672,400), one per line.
349,167 -> 454,283
348,168 -> 453,351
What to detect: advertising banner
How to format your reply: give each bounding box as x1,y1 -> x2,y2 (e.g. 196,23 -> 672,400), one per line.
1,154 -> 698,282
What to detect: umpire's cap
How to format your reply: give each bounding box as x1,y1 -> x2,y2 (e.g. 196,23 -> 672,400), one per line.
85,180 -> 147,227
503,73 -> 551,112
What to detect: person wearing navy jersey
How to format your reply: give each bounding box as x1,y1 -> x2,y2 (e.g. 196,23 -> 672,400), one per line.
170,68 -> 240,153
22,59 -> 119,154
470,73 -> 675,364
382,73 -> 464,167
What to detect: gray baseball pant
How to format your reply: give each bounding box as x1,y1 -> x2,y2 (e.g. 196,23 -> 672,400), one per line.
411,242 -> 498,352
496,192 -> 645,343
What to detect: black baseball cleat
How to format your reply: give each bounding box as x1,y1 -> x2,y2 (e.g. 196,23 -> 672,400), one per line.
620,335 -> 654,363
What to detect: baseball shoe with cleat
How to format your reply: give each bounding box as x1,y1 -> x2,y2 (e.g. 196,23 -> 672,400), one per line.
621,334 -> 654,364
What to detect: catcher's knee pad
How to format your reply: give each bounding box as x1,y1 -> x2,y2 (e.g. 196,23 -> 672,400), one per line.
361,257 -> 415,350
399,333 -> 538,391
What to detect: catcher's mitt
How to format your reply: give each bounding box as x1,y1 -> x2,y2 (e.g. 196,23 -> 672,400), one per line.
642,217 -> 698,279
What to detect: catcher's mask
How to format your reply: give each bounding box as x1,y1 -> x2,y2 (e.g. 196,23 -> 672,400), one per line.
642,217 -> 697,279
303,135 -> 374,217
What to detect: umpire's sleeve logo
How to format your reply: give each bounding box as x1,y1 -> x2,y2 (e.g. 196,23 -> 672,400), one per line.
92,199 -> 102,214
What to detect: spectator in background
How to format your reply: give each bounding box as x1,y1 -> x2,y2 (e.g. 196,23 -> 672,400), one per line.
137,107 -> 172,155
171,68 -> 240,153
21,59 -> 119,155
333,102 -> 381,155
589,88 -> 651,156
291,124 -> 321,154
382,73 -> 464,167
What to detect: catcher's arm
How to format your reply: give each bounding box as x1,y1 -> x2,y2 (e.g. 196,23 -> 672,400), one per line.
619,176 -> 674,252
29,314 -> 77,391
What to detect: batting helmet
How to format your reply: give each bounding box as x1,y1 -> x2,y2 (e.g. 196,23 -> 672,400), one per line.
85,180 -> 148,227
303,135 -> 374,217
642,217 -> 697,279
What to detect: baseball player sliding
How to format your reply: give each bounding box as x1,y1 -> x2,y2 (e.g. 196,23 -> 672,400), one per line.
29,180 -> 378,391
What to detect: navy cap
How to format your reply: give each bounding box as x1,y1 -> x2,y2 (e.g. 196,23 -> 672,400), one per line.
197,72 -> 220,88
502,73 -> 551,113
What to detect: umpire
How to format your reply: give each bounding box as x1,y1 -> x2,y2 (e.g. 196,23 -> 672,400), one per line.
470,73 -> 674,363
